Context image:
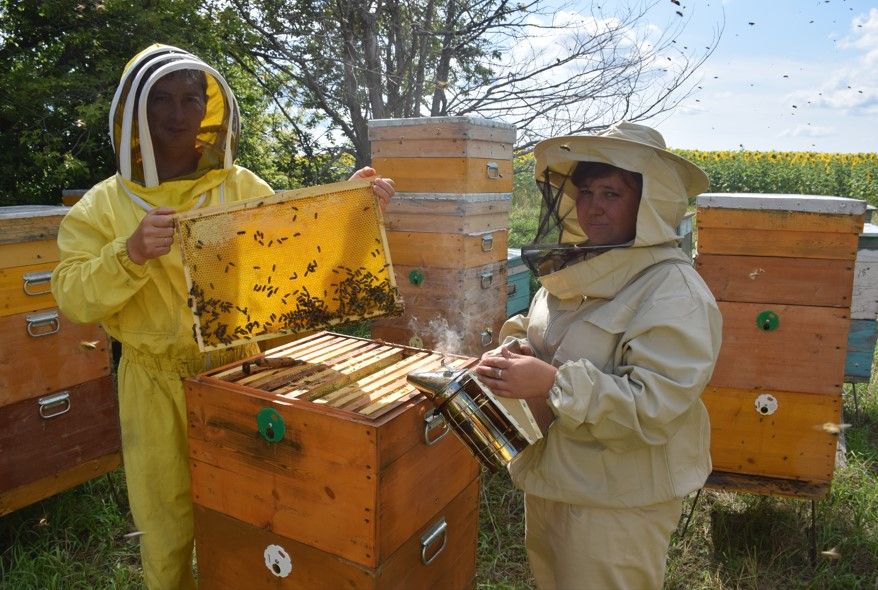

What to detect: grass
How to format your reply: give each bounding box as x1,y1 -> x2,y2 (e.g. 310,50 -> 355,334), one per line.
3,367 -> 876,589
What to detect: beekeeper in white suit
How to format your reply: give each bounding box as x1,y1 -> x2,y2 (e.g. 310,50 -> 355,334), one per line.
476,122 -> 722,590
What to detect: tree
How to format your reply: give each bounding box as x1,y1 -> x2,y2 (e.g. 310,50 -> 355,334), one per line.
0,0 -> 310,205
213,0 -> 721,167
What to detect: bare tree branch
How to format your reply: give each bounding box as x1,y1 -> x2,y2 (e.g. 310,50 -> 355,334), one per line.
219,0 -> 723,165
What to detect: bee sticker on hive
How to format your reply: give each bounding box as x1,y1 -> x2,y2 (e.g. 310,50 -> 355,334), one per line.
174,179 -> 404,351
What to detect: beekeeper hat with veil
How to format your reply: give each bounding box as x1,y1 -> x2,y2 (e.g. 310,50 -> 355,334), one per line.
108,43 -> 241,210
521,121 -> 710,277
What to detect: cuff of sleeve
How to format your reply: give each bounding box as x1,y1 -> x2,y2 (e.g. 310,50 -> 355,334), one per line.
548,360 -> 596,429
113,237 -> 150,276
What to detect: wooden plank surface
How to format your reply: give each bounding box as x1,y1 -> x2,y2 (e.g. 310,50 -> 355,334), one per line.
194,504 -> 377,589
0,206 -> 69,245
696,193 -> 866,216
193,477 -> 479,589
705,470 -> 830,500
373,477 -> 479,590
391,262 -> 507,312
0,262 -> 57,317
710,301 -> 849,395
384,199 -> 510,233
702,386 -> 841,484
696,207 -> 864,234
0,310 -> 111,406
377,433 -> 480,562
368,116 -> 516,143
0,375 -> 121,492
695,254 -> 854,307
0,453 -> 121,516
386,230 -> 508,267
371,157 -> 513,193
696,227 -> 859,260
186,379 -> 380,567
0,239 -> 59,269
371,137 -> 512,159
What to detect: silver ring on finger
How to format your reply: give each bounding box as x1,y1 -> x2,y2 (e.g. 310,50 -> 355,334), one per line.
496,368 -> 502,380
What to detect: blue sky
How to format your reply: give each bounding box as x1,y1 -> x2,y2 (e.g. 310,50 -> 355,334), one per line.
652,0 -> 877,153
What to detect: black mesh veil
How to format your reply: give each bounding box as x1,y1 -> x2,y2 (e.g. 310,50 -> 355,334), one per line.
521,166 -> 615,277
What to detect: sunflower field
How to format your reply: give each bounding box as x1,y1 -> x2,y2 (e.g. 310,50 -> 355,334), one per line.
674,150 -> 878,205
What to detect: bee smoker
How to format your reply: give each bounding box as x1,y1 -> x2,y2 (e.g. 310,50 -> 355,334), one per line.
406,366 -> 531,471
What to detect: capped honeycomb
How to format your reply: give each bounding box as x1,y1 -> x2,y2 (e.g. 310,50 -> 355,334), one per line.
174,179 -> 403,351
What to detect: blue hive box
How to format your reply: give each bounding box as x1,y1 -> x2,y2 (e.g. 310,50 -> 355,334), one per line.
507,248 -> 531,317
845,222 -> 878,383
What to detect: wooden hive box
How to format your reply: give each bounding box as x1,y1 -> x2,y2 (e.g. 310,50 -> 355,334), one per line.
372,261 -> 508,355
845,222 -> 878,382
384,192 -> 511,235
0,205 -> 121,515
695,193 -> 866,498
185,331 -> 482,589
369,117 -> 515,194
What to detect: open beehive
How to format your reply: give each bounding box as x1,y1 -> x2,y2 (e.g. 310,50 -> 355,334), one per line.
174,180 -> 403,351
185,331 -> 482,587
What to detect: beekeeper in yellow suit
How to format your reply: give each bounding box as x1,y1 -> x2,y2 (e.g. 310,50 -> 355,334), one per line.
475,122 -> 722,589
51,44 -> 394,589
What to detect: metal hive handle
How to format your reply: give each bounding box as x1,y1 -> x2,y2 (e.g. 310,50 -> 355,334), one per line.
423,409 -> 450,446
23,271 -> 52,296
26,309 -> 60,337
420,517 -> 448,565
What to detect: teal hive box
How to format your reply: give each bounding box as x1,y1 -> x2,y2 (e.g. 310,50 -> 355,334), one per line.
506,248 -> 531,317
846,222 -> 878,383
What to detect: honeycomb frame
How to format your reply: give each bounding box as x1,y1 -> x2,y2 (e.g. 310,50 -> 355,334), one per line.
174,179 -> 403,351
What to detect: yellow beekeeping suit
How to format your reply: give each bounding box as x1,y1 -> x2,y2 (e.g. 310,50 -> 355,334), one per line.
52,44 -> 273,589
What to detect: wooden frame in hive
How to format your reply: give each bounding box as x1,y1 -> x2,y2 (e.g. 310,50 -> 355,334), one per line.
174,180 -> 403,351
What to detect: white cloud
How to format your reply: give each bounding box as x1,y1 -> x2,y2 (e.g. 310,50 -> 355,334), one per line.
779,124 -> 834,139
802,8 -> 878,115
838,8 -> 878,67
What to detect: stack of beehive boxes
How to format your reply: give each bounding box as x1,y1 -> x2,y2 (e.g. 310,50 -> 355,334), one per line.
368,117 -> 515,357
185,331 -> 481,588
0,205 -> 120,515
694,193 -> 866,498
845,222 -> 878,384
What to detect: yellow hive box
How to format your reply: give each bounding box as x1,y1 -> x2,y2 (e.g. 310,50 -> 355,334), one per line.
174,180 -> 403,351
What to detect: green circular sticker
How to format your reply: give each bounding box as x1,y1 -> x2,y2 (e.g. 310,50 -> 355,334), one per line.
256,407 -> 285,443
756,310 -> 780,332
408,269 -> 424,286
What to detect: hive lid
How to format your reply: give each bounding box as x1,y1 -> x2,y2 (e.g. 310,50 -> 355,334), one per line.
696,193 -> 867,215
0,205 -> 71,245
0,205 -> 71,219
858,223 -> 878,250
367,115 -> 515,136
174,180 -> 403,351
